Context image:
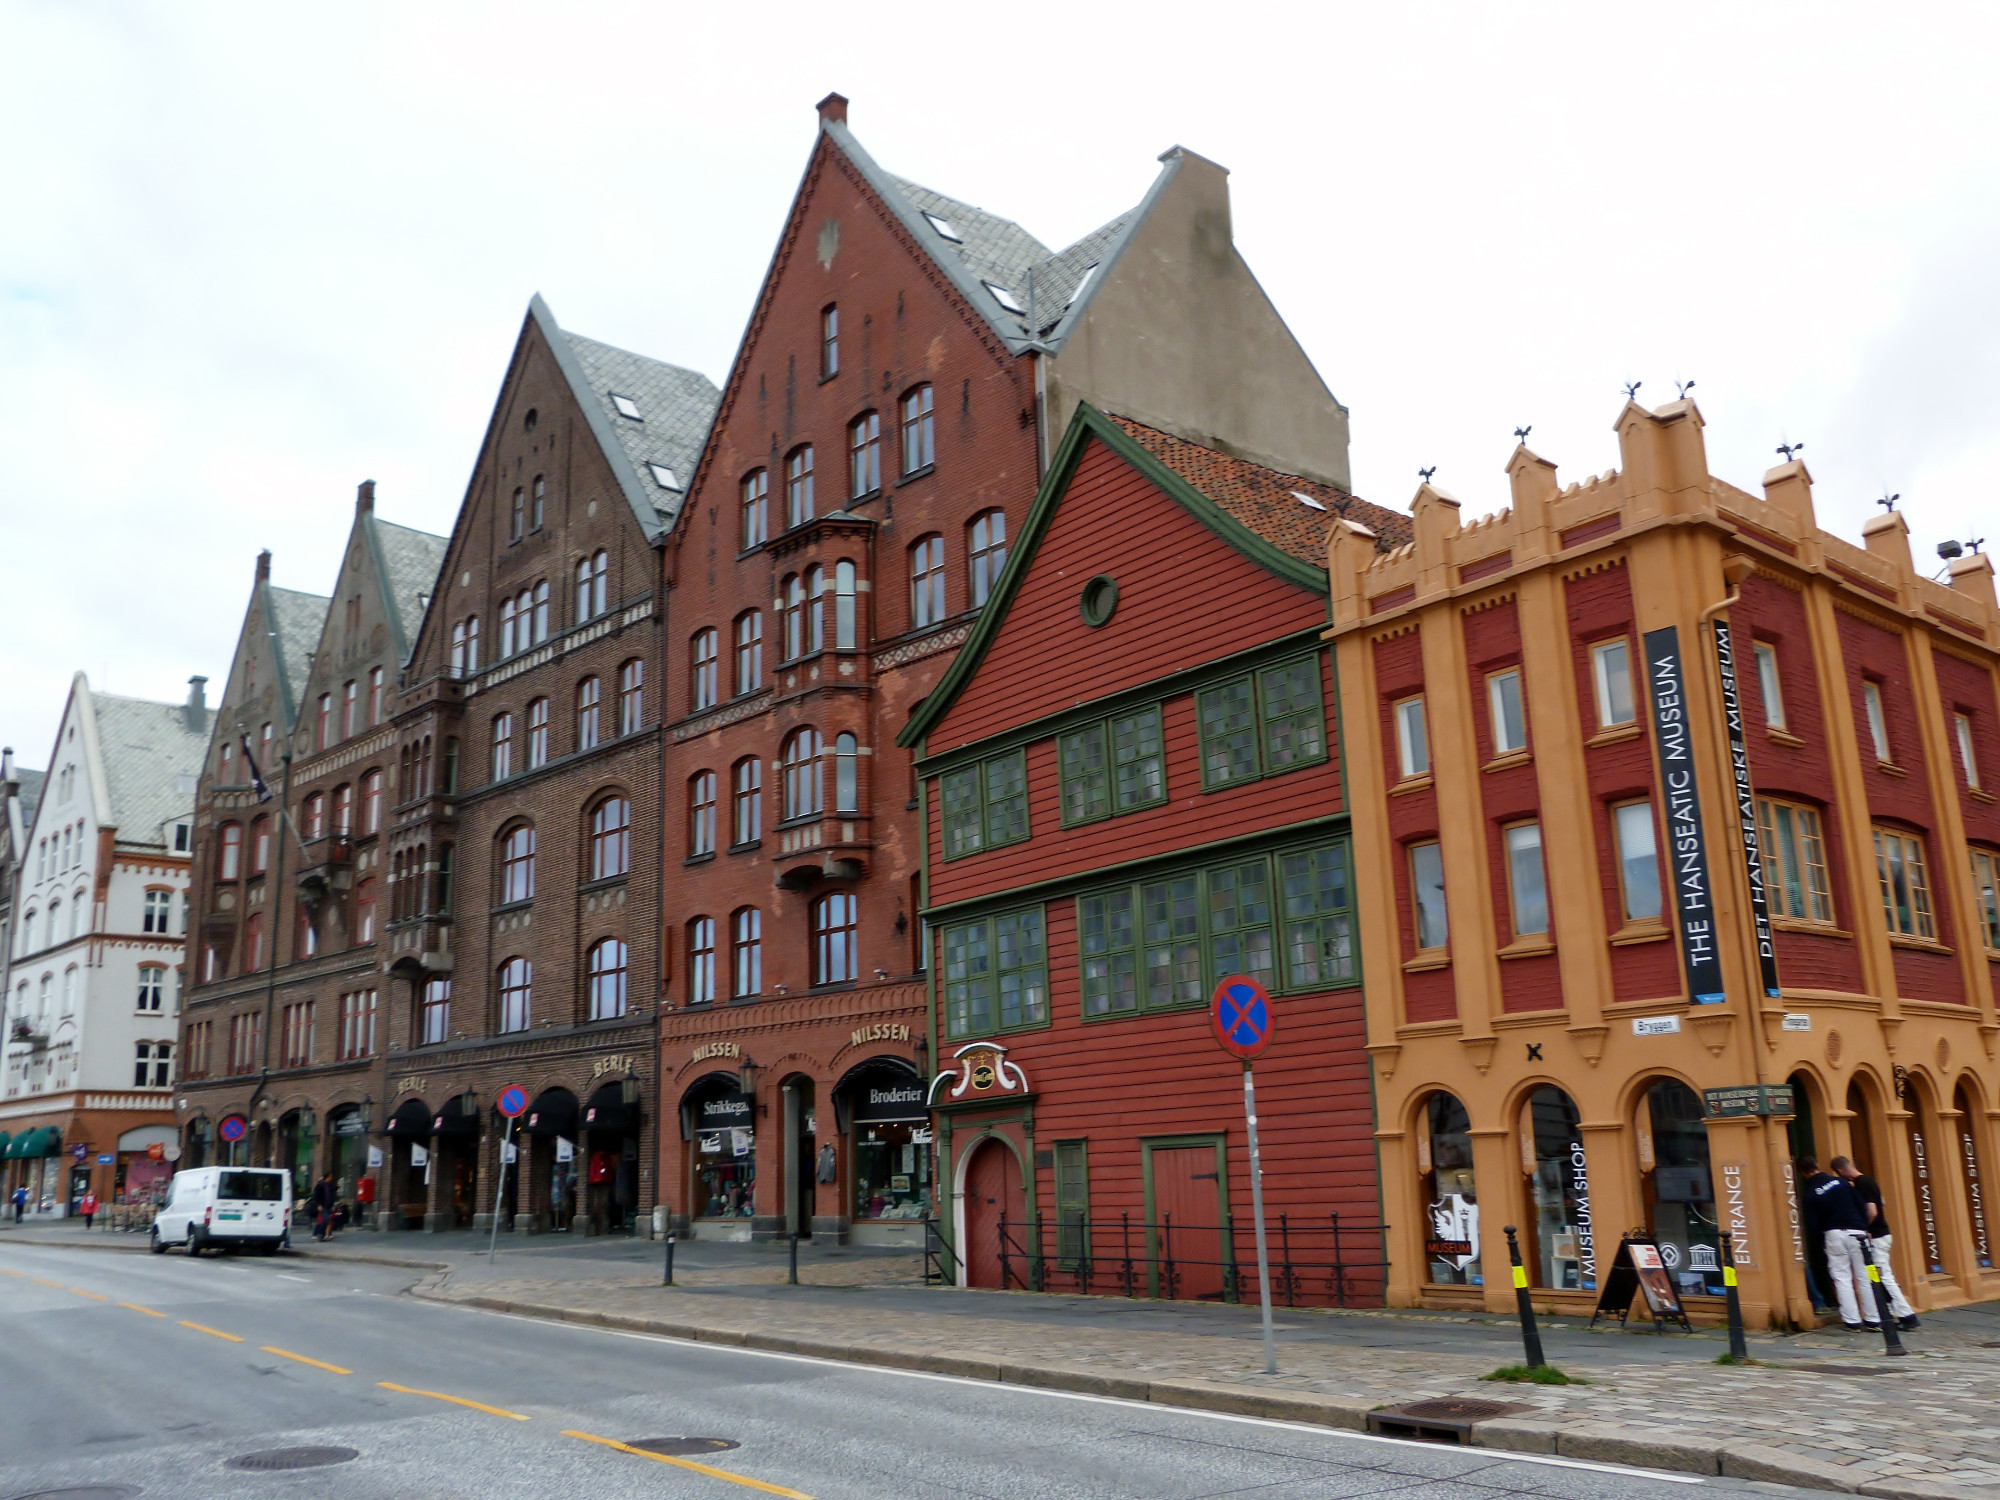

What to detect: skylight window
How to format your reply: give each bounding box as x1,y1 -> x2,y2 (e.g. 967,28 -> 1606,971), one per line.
1290,490 -> 1328,512
983,281 -> 1026,315
611,394 -> 642,421
923,212 -> 961,243
1066,263 -> 1100,307
648,463 -> 681,490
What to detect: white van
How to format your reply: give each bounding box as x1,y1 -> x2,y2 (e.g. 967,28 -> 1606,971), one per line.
152,1167 -> 292,1255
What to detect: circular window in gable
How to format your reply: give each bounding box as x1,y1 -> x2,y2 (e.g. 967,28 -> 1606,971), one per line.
1080,575 -> 1119,627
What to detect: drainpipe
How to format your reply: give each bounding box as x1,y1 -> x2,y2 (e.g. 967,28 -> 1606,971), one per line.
245,750 -> 294,1165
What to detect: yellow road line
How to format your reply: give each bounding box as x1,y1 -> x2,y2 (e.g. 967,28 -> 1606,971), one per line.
179,1320 -> 243,1342
0,1268 -> 24,1277
563,1429 -> 813,1499
119,1301 -> 167,1317
69,1287 -> 108,1300
31,1276 -> 63,1287
261,1345 -> 351,1375
378,1382 -> 528,1420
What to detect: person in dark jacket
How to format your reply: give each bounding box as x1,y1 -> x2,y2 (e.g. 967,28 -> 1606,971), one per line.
1798,1155 -> 1879,1330
1835,1156 -> 1919,1330
310,1173 -> 338,1242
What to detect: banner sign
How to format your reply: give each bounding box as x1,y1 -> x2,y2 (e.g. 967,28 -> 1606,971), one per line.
1701,1084 -> 1795,1119
1711,621 -> 1782,999
1642,626 -> 1727,1004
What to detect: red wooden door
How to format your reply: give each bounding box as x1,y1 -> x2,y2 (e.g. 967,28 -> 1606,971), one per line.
963,1140 -> 1022,1289
1151,1145 -> 1225,1300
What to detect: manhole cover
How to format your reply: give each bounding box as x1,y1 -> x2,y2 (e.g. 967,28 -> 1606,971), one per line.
8,1489 -> 144,1500
224,1447 -> 360,1471
1392,1398 -> 1523,1423
629,1438 -> 740,1457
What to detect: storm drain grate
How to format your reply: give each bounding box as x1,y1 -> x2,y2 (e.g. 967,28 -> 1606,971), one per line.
629,1438 -> 740,1457
7,1489 -> 145,1500
224,1447 -> 360,1472
1366,1398 -> 1529,1445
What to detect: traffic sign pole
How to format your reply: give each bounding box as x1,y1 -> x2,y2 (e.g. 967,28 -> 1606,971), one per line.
1209,976 -> 1278,1377
1242,1061 -> 1277,1375
489,1085 -> 529,1267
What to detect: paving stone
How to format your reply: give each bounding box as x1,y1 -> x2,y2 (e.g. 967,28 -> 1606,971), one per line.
1722,1444 -> 1861,1491
1555,1424 -> 1719,1474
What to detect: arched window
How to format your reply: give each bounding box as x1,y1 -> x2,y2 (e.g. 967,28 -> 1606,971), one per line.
734,612 -> 763,695
691,629 -> 720,711
688,918 -> 716,1004
576,549 -> 609,622
835,560 -> 857,649
244,912 -> 266,970
732,757 -> 762,846
499,596 -> 519,659
591,796 -> 630,880
786,445 -> 814,529
368,666 -> 385,727
812,892 -> 858,985
619,659 -> 644,735
835,732 -> 859,814
524,699 -> 549,769
900,384 -> 934,474
782,574 -> 806,660
1518,1087 -> 1592,1290
491,712 -> 514,781
498,958 -> 532,1033
316,693 -> 332,749
849,411 -> 882,497
341,679 -> 358,740
500,825 -> 536,904
576,676 -> 602,751
689,772 -> 717,857
302,793 -> 327,841
218,823 -> 243,880
17,908 -> 33,956
219,739 -> 235,781
419,977 -> 450,1044
510,486 -> 527,542
732,907 -> 762,996
451,617 -> 480,676
910,535 -> 946,628
1420,1092 -> 1477,1286
588,938 -> 628,1021
249,816 -> 271,875
1638,1077 -> 1724,1296
969,510 -> 1008,606
355,878 -> 377,944
742,469 -> 769,548
806,565 -> 826,653
530,474 -> 546,531
332,783 -> 354,836
531,579 -> 550,643
360,770 -> 383,834
783,729 -> 822,820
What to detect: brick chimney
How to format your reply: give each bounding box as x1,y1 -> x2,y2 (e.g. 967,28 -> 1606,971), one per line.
357,479 -> 375,514
255,549 -> 272,583
816,92 -> 849,125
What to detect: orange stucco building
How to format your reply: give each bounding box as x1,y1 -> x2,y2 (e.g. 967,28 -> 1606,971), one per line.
1327,398 -> 2000,1327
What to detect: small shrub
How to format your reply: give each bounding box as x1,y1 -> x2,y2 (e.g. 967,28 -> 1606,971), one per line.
1482,1364 -> 1583,1385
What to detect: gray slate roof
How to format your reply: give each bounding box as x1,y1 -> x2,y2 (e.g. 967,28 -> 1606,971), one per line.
267,585 -> 331,731
90,692 -> 212,849
369,517 -> 448,662
14,767 -> 43,827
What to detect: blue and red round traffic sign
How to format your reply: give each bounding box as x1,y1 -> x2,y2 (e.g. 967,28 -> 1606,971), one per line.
1210,975 -> 1275,1060
218,1115 -> 248,1143
497,1085 -> 529,1119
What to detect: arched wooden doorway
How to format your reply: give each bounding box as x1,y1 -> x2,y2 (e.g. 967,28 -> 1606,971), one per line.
961,1136 -> 1023,1289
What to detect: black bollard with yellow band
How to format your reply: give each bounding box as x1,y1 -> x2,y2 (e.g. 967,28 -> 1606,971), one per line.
1868,1259 -> 1907,1356
1503,1225 -> 1546,1370
1720,1234 -> 1748,1359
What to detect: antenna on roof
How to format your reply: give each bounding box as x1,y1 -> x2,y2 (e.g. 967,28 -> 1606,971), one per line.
1623,380 -> 1642,400
1877,493 -> 1899,512
1418,466 -> 1437,483
1675,379 -> 1696,399
1776,442 -> 1804,462
1512,426 -> 1532,444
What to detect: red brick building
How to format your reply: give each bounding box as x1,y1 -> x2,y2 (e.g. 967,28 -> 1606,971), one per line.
656,96 -> 1358,1244
901,406 -> 1409,1297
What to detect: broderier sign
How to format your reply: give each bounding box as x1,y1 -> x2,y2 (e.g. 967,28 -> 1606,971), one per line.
851,1082 -> 927,1124
1642,626 -> 1728,1005
1711,620 -> 1783,999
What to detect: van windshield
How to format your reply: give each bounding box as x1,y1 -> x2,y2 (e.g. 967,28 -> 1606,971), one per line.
218,1171 -> 287,1201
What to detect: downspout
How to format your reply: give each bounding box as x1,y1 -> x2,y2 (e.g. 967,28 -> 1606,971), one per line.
651,549 -> 670,1232
245,749 -> 295,1164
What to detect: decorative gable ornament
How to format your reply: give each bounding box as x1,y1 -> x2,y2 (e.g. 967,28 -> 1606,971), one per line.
927,1042 -> 1029,1106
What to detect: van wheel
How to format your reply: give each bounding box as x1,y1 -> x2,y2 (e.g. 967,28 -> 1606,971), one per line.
149,1226 -> 166,1255
187,1228 -> 204,1256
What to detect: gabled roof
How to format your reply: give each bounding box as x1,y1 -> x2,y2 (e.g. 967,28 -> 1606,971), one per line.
88,690 -> 211,848
898,404 -> 1408,751
365,515 -> 449,665
265,584 -> 330,732
530,296 -> 720,542
14,767 -> 44,828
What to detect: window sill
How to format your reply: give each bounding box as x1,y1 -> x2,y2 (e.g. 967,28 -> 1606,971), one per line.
579,874 -> 627,895
1389,774 -> 1434,798
1888,934 -> 1954,956
1875,760 -> 1908,779
728,839 -> 762,856
1497,935 -> 1555,960
1970,787 -> 1997,804
491,899 -> 532,917
1586,723 -> 1643,748
684,851 -> 716,868
850,488 -> 883,506
1765,727 -> 1806,747
896,464 -> 935,487
1608,920 -> 1672,946
1484,750 -> 1532,774
1771,917 -> 1848,938
1403,951 -> 1452,973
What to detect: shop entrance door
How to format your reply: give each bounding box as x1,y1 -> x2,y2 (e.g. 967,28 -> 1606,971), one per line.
963,1139 -> 1022,1289
1145,1139 -> 1227,1301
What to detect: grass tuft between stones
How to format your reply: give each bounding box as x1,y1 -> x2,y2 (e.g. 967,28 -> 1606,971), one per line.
1713,1352 -> 1759,1366
1482,1364 -> 1584,1385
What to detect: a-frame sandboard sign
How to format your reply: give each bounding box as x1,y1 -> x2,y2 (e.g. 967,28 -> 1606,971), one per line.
1588,1232 -> 1694,1333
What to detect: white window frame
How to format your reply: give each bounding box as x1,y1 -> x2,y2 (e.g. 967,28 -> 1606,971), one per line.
1863,680 -> 1892,762
1503,821 -> 1549,938
1958,712 -> 1982,790
1487,669 -> 1527,756
1591,638 -> 1636,728
1612,799 -> 1664,923
1754,641 -> 1786,731
1395,696 -> 1430,779
1409,840 -> 1448,951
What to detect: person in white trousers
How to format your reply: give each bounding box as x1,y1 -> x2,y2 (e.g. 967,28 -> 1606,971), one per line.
1799,1156 -> 1880,1329
1835,1156 -> 1920,1330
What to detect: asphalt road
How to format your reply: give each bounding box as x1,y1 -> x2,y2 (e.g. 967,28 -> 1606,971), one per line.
0,1241 -> 1808,1500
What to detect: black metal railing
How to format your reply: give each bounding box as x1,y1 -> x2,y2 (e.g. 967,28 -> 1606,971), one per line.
925,1210 -> 1390,1308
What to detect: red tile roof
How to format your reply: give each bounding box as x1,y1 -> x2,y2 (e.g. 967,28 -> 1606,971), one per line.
1110,416 -> 1411,565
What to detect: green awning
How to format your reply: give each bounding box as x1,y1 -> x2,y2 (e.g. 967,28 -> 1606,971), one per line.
0,1131 -> 11,1156
7,1127 -> 60,1159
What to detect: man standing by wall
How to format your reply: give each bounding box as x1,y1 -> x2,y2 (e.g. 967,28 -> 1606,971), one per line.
1799,1156 -> 1879,1331
1836,1155 -> 1920,1331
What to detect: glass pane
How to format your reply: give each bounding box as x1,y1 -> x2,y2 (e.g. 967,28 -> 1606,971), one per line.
1111,706 -> 1164,809
1614,803 -> 1662,921
1410,841 -> 1448,949
1140,876 -> 1200,1008
1504,823 -> 1548,936
1208,858 -> 1274,988
1260,659 -> 1324,769
1199,679 -> 1259,786
1060,725 -> 1109,823
984,752 -> 1028,846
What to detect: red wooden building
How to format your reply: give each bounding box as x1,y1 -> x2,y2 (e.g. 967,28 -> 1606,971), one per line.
901,406 -> 1410,1303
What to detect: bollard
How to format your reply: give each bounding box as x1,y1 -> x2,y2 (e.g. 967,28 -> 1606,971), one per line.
1720,1234 -> 1749,1361
662,1231 -> 676,1287
1502,1225 -> 1546,1371
789,1231 -> 799,1286
1867,1257 -> 1907,1356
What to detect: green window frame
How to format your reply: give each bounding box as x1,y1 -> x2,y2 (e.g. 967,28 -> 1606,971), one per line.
1196,655 -> 1327,790
1053,1139 -> 1090,1271
941,748 -> 1030,860
1078,839 -> 1355,1018
1059,704 -> 1166,826
942,906 -> 1049,1039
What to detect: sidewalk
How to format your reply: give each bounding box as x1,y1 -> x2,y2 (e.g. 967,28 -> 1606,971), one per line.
10,1218 -> 2000,1497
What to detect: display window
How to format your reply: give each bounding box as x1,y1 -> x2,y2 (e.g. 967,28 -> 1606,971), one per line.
1420,1091 -> 1478,1285
686,1078 -> 756,1219
1518,1086 -> 1594,1290
1639,1077 -> 1724,1297
854,1122 -> 931,1220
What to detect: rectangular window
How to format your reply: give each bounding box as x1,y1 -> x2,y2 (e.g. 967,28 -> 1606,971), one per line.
1592,638 -> 1636,728
1053,1140 -> 1090,1271
1504,822 -> 1549,937
820,304 -> 838,379
1613,800 -> 1663,922
1754,642 -> 1786,730
901,385 -> 934,474
1487,669 -> 1526,755
742,470 -> 768,549
1059,705 -> 1165,825
1972,849 -> 2000,952
942,907 -> 1047,1038
940,749 -> 1028,859
850,412 -> 882,498
1756,798 -> 1834,923
420,979 -> 450,1045
1863,681 -> 1892,762
1197,657 -> 1328,791
1409,840 -> 1448,950
1395,696 -> 1429,779
338,990 -> 377,1060
1959,712 -> 1982,790
1873,827 -> 1935,939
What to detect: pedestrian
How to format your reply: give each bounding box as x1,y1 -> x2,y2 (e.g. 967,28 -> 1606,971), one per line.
9,1185 -> 24,1224
311,1172 -> 338,1242
78,1189 -> 98,1230
1798,1154 -> 1880,1331
1834,1155 -> 1920,1331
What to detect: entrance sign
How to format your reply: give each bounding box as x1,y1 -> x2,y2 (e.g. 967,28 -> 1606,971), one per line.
1641,625 -> 1727,1005
1589,1233 -> 1693,1333
1710,621 -> 1783,999
497,1084 -> 529,1118
219,1116 -> 248,1143
1210,975 -> 1278,1375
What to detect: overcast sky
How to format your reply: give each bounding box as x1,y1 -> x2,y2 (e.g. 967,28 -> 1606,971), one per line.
5,2 -> 1998,770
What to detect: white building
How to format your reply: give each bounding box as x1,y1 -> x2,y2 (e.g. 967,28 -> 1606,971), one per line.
2,674 -> 211,1214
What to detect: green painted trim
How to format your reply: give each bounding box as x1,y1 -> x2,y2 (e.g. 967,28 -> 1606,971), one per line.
1054,705 -> 1170,831
935,904 -> 1056,1046
1193,653 -> 1332,793
1140,1133 -> 1231,1300
937,748 -> 1031,864
896,403 -> 1326,755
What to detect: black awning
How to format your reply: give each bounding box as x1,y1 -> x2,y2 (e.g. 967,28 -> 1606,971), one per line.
583,1080 -> 643,1133
433,1094 -> 480,1137
385,1098 -> 432,1137
523,1088 -> 578,1139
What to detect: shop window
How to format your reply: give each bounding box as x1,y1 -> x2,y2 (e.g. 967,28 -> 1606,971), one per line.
1640,1077 -> 1724,1297
1758,798 -> 1834,924
731,907 -> 762,997
943,907 -> 1047,1038
1487,669 -> 1527,755
1612,800 -> 1663,923
1199,657 -> 1326,789
1503,822 -> 1548,938
588,938 -> 628,1021
1973,849 -> 2000,952
940,748 -> 1027,858
688,918 -> 716,1004
1520,1087 -> 1594,1290
850,1070 -> 931,1220
498,958 -> 531,1033
1863,681 -> 1892,761
812,893 -> 858,985
1422,1092 -> 1479,1286
1059,704 -> 1164,825
1754,642 -> 1786,730
1409,840 -> 1448,951
691,1081 -> 755,1218
1394,696 -> 1429,779
1592,638 -> 1636,728
1873,826 -> 1935,939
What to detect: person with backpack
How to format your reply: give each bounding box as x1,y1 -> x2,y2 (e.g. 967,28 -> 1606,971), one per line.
1835,1155 -> 1920,1331
1798,1155 -> 1879,1331
11,1184 -> 27,1223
